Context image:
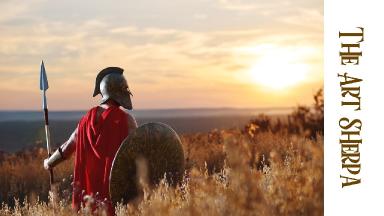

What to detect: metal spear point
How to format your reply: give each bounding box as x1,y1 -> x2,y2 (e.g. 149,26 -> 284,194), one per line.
40,60 -> 54,186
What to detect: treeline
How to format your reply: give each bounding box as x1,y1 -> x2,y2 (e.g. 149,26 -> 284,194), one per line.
244,88 -> 324,139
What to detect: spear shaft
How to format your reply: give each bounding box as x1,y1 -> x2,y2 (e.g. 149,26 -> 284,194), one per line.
40,61 -> 54,186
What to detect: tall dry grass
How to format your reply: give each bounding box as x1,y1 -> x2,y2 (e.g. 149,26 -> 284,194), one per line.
0,129 -> 323,216
0,89 -> 324,215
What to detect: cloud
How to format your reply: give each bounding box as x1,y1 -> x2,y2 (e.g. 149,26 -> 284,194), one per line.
0,0 -> 44,22
217,0 -> 322,11
216,0 -> 323,29
193,13 -> 208,20
0,20 -> 321,107
217,0 -> 266,11
0,0 -> 323,110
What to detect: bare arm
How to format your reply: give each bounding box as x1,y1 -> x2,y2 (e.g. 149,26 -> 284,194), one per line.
60,127 -> 77,159
43,127 -> 78,169
126,112 -> 138,132
119,107 -> 138,133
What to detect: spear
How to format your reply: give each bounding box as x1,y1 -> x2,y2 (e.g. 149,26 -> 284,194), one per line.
40,60 -> 54,186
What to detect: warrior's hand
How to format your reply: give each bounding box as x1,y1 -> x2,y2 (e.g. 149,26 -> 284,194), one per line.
43,148 -> 65,170
43,158 -> 51,170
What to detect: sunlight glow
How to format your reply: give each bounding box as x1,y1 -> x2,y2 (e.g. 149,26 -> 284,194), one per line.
248,49 -> 310,90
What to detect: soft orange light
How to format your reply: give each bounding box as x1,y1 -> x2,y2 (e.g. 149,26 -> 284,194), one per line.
245,46 -> 312,90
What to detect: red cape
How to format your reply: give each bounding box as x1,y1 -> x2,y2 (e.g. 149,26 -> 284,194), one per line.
72,105 -> 129,215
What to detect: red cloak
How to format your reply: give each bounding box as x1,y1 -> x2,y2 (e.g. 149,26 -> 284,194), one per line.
73,105 -> 129,215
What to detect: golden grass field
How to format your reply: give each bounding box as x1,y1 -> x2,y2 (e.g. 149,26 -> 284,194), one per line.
0,90 -> 324,216
0,130 -> 323,216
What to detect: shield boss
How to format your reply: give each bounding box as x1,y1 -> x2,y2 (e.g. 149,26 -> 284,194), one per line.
109,122 -> 185,204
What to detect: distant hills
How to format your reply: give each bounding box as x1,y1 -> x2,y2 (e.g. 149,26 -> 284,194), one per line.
0,107 -> 292,122
0,108 -> 292,153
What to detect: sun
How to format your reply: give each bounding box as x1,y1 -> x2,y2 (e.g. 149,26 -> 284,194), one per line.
249,59 -> 309,90
243,45 -> 312,90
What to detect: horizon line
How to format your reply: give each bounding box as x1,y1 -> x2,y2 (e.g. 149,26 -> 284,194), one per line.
0,106 -> 296,112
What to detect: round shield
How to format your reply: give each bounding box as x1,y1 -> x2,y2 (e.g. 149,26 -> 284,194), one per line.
109,122 -> 185,204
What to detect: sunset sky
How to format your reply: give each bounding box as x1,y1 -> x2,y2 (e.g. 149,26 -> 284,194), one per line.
0,0 -> 323,110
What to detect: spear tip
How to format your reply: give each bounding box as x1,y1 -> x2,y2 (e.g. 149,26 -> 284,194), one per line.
40,61 -> 49,91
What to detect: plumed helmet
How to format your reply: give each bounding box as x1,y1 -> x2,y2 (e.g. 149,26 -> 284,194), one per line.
93,67 -> 133,110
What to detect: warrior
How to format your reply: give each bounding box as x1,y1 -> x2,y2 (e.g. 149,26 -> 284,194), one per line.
43,67 -> 138,215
